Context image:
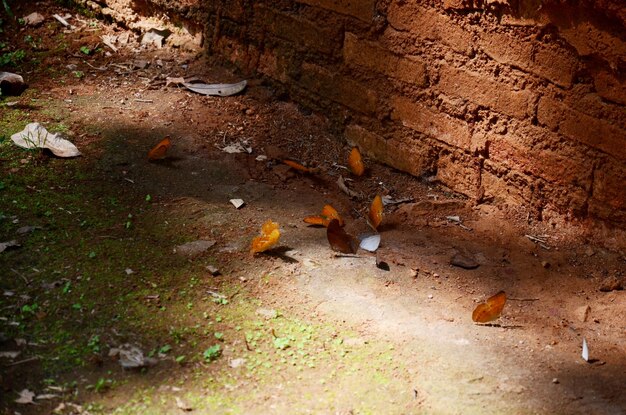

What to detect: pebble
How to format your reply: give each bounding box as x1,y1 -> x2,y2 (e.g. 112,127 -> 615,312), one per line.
450,253 -> 479,270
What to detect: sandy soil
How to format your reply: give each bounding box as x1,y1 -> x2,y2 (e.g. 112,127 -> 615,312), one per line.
1,2 -> 625,414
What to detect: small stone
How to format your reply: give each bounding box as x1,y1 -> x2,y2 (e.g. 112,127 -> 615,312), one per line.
205,265 -> 220,276
576,305 -> 591,322
450,253 -> 479,270
428,294 -> 434,299
599,275 -> 623,292
541,261 -> 550,269
132,59 -> 150,70
229,358 -> 246,368
552,378 -> 559,384
0,72 -> 28,96
410,268 -> 419,278
23,12 -> 45,26
175,396 -> 193,412
255,307 -> 277,320
229,199 -> 245,209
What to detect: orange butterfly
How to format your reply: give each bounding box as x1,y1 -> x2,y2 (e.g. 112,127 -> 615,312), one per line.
282,159 -> 319,174
327,219 -> 357,254
304,204 -> 344,227
348,147 -> 365,176
367,195 -> 383,231
250,220 -> 281,254
472,291 -> 507,323
148,136 -> 171,161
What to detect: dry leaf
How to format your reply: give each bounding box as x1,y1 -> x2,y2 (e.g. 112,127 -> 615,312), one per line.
348,147 -> 365,176
282,159 -> 319,174
368,195 -> 383,231
472,291 -> 507,323
327,219 -> 357,254
304,204 -> 344,227
251,220 -> 281,254
148,136 -> 171,161
15,389 -> 35,404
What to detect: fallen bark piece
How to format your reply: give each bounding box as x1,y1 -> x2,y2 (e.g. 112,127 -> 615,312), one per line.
0,72 -> 28,96
182,80 -> 247,96
11,123 -> 81,157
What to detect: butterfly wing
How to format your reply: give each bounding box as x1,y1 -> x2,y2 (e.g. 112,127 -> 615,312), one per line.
327,219 -> 357,254
148,137 -> 171,160
251,220 -> 281,254
472,291 -> 506,323
348,147 -> 365,176
368,195 -> 383,231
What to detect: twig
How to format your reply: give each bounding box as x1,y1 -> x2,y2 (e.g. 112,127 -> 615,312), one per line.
52,14 -> 73,29
333,253 -> 362,258
83,60 -> 107,71
5,356 -> 39,367
525,234 -> 550,250
11,268 -> 29,284
244,335 -> 252,351
134,98 -> 153,103
383,197 -> 414,206
509,297 -> 540,302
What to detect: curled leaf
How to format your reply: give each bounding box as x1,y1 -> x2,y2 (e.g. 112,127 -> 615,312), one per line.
368,195 -> 383,231
148,136 -> 171,161
472,291 -> 506,323
251,220 -> 281,254
304,204 -> 344,227
282,159 -> 319,174
348,147 -> 365,176
327,219 -> 357,254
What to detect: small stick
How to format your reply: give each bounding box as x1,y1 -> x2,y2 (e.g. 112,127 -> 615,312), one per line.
509,297 -> 540,302
244,335 -> 252,351
134,98 -> 153,103
11,268 -> 29,284
5,356 -> 39,367
333,253 -> 362,259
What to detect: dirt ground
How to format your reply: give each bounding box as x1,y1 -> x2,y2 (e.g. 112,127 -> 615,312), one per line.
1,2 -> 625,414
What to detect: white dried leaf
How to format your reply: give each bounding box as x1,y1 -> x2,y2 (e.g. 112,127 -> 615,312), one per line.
15,389 -> 35,404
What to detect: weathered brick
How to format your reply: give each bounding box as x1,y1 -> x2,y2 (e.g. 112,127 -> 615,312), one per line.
437,65 -> 533,119
589,158 -> 626,223
479,31 -> 578,88
300,63 -> 378,114
436,151 -> 480,196
487,132 -> 592,187
593,70 -> 626,105
442,0 -> 472,10
297,0 -> 374,22
537,96 -> 626,160
481,161 -> 533,205
255,5 -> 338,54
258,49 -> 289,83
345,124 -> 433,176
344,33 -> 427,86
387,3 -> 472,53
391,96 -> 472,150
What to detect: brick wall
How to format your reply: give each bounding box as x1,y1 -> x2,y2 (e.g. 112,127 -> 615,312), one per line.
95,0 -> 626,228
